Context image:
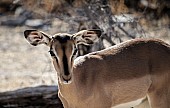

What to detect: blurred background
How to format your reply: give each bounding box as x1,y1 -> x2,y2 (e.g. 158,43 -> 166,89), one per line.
0,0 -> 169,107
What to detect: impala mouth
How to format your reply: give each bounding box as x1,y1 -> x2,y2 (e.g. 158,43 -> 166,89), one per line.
62,75 -> 72,83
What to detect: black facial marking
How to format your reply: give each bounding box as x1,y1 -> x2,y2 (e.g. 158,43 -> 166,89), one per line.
55,35 -> 71,43
62,47 -> 70,76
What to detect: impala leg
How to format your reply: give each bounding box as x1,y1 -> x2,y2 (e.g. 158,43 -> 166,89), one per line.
147,90 -> 169,108
147,70 -> 170,108
133,97 -> 150,108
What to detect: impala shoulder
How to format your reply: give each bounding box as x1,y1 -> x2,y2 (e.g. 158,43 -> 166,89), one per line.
73,53 -> 103,67
74,56 -> 86,67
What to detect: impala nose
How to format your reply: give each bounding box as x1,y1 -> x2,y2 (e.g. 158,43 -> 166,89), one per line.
62,74 -> 72,83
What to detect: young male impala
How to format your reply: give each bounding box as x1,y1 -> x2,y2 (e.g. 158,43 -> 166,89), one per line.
24,29 -> 170,108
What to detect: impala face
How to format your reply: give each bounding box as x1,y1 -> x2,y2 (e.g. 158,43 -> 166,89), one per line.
49,34 -> 77,83
24,29 -> 101,83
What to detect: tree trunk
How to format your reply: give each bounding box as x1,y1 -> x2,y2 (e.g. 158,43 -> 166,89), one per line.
0,85 -> 63,108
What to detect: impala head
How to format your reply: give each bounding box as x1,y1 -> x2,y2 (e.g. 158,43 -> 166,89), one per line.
24,29 -> 102,83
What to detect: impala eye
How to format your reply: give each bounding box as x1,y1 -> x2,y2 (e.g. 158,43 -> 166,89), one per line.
49,50 -> 59,63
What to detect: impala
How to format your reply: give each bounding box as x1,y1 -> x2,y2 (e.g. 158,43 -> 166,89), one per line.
24,29 -> 170,108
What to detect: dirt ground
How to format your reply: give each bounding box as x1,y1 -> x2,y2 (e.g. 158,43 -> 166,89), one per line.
0,25 -> 58,92
0,21 -> 170,92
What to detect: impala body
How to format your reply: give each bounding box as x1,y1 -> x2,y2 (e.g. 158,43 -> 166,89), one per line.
24,29 -> 170,108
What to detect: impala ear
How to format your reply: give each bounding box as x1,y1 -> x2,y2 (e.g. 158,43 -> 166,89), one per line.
24,30 -> 51,46
72,29 -> 102,45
